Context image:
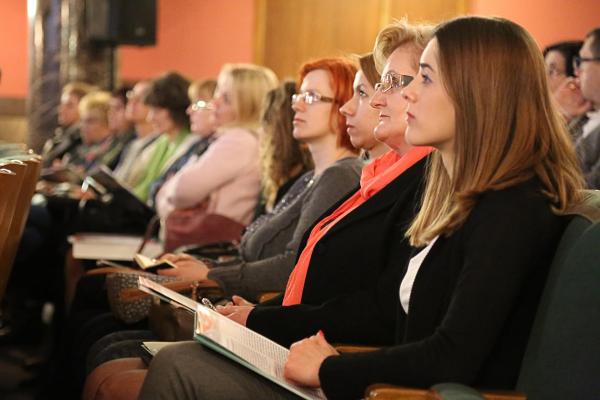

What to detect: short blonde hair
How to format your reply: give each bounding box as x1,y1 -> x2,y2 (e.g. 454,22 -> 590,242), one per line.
78,91 -> 111,125
188,79 -> 217,101
217,64 -> 279,130
373,19 -> 434,73
62,81 -> 98,100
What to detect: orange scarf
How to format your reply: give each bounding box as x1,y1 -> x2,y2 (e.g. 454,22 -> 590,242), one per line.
282,146 -> 433,306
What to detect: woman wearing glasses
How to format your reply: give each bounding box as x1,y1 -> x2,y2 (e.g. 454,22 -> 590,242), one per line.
154,64 -> 277,234
81,58 -> 362,400
135,21 -> 436,399
154,58 -> 362,295
142,16 -> 583,400
279,16 -> 583,399
146,79 -> 218,208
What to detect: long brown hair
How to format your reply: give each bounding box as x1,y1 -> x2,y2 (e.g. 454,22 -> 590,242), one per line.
260,80 -> 313,209
407,16 -> 584,246
357,53 -> 380,87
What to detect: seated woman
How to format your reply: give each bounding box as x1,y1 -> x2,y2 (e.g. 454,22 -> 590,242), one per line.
147,79 -> 219,209
82,24 -> 434,398
112,80 -> 160,188
256,79 -> 314,216
221,23 -> 433,326
71,90 -> 115,171
42,81 -> 98,167
154,64 -> 279,248
158,58 -> 362,296
542,40 -> 590,132
139,16 -> 584,400
80,59 -> 361,399
132,71 -> 200,202
99,86 -> 136,170
543,40 -> 582,93
341,55 -> 389,161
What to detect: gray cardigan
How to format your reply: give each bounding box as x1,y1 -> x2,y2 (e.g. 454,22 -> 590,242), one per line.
207,157 -> 363,299
575,122 -> 600,189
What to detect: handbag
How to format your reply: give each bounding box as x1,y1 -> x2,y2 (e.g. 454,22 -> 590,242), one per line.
176,241 -> 240,261
148,281 -> 225,341
164,200 -> 245,253
148,299 -> 196,341
105,270 -> 179,324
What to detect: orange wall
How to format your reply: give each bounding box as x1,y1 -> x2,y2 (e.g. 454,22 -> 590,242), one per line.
2,1 -> 599,98
119,0 -> 255,82
0,1 -> 28,97
470,0 -> 600,48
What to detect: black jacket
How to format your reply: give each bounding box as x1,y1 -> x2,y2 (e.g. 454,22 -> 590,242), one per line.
247,156 -> 427,345
317,180 -> 566,399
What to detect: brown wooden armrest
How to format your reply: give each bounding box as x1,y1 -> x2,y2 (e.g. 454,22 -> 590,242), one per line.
365,384 -> 527,400
257,291 -> 280,303
334,344 -> 381,353
477,391 -> 526,400
86,266 -> 137,275
120,279 -> 221,301
365,384 -> 433,400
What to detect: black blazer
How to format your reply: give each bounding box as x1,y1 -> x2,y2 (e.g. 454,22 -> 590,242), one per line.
248,156 -> 427,344
317,180 -> 567,399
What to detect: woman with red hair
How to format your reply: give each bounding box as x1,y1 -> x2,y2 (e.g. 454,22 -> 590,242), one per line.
81,57 -> 363,400
153,57 -> 363,298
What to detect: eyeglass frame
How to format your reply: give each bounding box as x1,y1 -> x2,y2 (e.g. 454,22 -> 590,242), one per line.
573,55 -> 600,69
374,72 -> 414,93
545,65 -> 566,78
291,91 -> 335,105
190,100 -> 214,112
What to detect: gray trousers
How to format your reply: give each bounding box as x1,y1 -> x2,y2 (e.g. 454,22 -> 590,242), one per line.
138,341 -> 302,400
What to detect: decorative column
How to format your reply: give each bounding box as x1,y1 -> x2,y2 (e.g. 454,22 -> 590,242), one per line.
27,0 -> 116,152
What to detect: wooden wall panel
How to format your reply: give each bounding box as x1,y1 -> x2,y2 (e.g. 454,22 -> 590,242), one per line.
256,0 -> 383,80
386,0 -> 468,24
255,0 -> 468,80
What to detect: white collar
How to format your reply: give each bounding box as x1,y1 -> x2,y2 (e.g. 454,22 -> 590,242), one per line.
582,109 -> 600,139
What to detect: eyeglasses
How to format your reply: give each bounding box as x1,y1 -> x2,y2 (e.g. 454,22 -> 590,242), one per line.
374,72 -> 414,93
190,100 -> 214,112
573,55 -> 600,69
291,91 -> 335,105
546,65 -> 566,77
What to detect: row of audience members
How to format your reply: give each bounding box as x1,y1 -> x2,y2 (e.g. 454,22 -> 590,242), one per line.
7,15 -> 599,400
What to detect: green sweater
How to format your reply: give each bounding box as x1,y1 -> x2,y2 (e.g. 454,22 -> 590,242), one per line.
133,129 -> 190,201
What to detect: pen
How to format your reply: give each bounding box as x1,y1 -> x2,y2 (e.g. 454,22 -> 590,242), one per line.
201,297 -> 217,311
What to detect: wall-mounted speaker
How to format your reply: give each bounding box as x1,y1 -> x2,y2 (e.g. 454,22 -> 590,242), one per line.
86,0 -> 156,46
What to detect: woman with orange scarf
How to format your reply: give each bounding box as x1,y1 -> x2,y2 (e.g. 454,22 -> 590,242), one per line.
137,20 -> 435,400
219,21 -> 434,339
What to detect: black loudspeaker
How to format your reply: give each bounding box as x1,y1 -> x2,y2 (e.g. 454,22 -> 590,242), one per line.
86,0 -> 156,46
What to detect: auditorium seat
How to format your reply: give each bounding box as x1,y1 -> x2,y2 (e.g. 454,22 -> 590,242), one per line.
365,190 -> 600,400
0,156 -> 41,302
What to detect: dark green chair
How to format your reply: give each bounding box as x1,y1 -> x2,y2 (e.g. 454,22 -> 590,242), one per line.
366,190 -> 600,400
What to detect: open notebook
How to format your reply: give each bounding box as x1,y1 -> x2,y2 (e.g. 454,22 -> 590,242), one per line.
70,233 -> 163,261
137,277 -> 326,400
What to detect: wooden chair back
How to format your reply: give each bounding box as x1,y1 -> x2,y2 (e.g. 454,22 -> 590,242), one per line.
0,168 -> 19,252
0,160 -> 28,301
0,156 -> 43,301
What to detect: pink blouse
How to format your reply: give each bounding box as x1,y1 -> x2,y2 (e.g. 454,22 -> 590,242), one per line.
155,127 -> 260,225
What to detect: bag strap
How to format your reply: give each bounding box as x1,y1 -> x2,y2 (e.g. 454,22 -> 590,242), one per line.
137,214 -> 161,253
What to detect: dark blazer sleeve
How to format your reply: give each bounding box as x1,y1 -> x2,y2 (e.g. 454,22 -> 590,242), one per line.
247,256 -> 402,348
318,188 -> 564,399
207,160 -> 361,298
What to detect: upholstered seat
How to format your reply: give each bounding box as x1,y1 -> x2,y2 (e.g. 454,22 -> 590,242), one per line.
366,190 -> 600,400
